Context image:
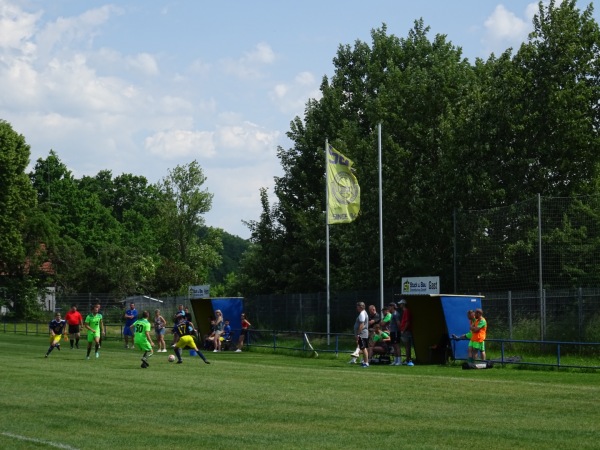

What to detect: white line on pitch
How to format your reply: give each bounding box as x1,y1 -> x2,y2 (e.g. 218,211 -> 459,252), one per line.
1,432 -> 79,450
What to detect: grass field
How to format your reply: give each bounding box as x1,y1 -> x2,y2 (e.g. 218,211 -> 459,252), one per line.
1,334 -> 599,450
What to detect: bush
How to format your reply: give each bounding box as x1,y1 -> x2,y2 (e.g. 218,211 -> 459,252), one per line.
584,313 -> 600,342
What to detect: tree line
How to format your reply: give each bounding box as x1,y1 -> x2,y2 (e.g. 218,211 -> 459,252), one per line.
2,1 -> 600,319
237,0 -> 600,295
0,136 -> 249,318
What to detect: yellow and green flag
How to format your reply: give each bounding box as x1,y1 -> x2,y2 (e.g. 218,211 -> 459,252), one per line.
327,144 -> 360,224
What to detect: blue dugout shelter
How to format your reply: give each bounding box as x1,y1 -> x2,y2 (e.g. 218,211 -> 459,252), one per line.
407,294 -> 483,364
190,297 -> 244,340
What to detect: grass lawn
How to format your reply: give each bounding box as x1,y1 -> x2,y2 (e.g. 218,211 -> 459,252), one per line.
0,334 -> 599,449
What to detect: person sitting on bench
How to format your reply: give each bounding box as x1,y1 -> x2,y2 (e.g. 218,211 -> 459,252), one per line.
369,324 -> 391,361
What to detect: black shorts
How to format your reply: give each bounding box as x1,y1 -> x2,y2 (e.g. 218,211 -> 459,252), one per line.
357,337 -> 369,350
389,332 -> 399,344
68,324 -> 80,334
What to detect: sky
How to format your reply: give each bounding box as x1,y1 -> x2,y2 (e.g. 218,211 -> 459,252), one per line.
1,0 -> 597,239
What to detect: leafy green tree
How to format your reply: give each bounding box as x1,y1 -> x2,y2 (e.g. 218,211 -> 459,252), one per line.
242,22 -> 474,293
154,161 -> 222,293
0,120 -> 42,318
457,0 -> 600,292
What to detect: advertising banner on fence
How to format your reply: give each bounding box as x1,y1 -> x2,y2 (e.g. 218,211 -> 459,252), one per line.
401,277 -> 440,295
188,285 -> 210,299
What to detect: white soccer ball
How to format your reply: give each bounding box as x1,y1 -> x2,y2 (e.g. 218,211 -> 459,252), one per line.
168,354 -> 175,362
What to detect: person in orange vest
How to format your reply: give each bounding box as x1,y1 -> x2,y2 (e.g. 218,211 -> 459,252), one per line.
468,308 -> 487,362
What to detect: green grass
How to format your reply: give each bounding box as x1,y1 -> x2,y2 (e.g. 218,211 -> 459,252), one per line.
1,334 -> 600,449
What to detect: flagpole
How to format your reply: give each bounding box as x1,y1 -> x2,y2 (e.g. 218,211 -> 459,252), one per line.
378,123 -> 384,312
325,139 -> 331,345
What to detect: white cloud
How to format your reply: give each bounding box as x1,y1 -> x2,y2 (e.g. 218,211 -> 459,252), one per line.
35,5 -> 122,58
482,4 -> 535,55
269,70 -> 321,116
0,2 -> 39,55
145,129 -> 216,159
128,52 -> 159,76
160,95 -> 193,115
215,122 -> 280,161
203,161 -> 282,234
244,42 -> 275,64
220,42 -> 276,79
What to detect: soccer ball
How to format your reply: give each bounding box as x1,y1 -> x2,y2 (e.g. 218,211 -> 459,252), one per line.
168,354 -> 175,362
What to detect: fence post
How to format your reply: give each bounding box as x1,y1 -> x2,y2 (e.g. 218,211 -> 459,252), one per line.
578,287 -> 583,342
542,288 -> 547,341
508,290 -> 512,340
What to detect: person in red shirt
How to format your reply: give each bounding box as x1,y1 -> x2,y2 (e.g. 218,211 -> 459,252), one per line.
65,304 -> 83,349
398,299 -> 414,366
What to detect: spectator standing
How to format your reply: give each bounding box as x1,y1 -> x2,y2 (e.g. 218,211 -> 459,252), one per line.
184,307 -> 193,321
131,311 -> 155,368
45,312 -> 68,357
398,299 -> 414,366
123,302 -> 138,349
384,302 -> 402,366
175,304 -> 186,322
65,304 -> 83,349
380,306 -> 391,332
236,313 -> 251,352
84,304 -> 104,360
213,310 -> 224,352
367,304 -> 381,332
469,309 -> 487,361
349,302 -> 370,368
350,304 -> 380,359
154,309 -> 167,352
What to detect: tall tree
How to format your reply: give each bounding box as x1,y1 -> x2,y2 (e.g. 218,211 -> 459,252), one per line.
0,120 -> 40,318
242,22 -> 474,293
154,161 -> 222,294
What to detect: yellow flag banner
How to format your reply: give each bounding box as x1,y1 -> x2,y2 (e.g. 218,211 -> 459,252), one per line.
327,144 -> 360,224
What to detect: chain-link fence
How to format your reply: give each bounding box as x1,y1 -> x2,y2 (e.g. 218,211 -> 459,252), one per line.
4,285 -> 600,343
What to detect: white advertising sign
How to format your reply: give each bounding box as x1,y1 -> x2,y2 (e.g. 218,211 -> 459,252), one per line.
188,285 -> 210,299
401,277 -> 440,295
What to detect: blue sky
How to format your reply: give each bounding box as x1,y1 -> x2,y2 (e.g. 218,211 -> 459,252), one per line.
1,1 -> 596,238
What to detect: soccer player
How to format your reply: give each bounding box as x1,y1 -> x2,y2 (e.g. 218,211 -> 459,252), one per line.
84,304 -> 104,360
171,315 -> 210,365
45,312 -> 68,357
131,310 -> 155,368
65,304 -> 83,349
469,308 -> 488,361
452,310 -> 479,362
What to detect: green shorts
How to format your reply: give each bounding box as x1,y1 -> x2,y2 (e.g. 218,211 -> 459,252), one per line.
87,331 -> 100,343
135,340 -> 152,352
468,341 -> 485,351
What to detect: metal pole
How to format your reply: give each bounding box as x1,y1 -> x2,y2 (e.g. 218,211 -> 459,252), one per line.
508,290 -> 513,340
378,123 -> 384,312
325,139 -> 331,345
453,208 -> 457,294
538,193 -> 544,340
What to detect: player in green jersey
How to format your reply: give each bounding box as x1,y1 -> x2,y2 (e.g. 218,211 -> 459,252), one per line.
131,311 -> 155,368
84,304 -> 104,360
